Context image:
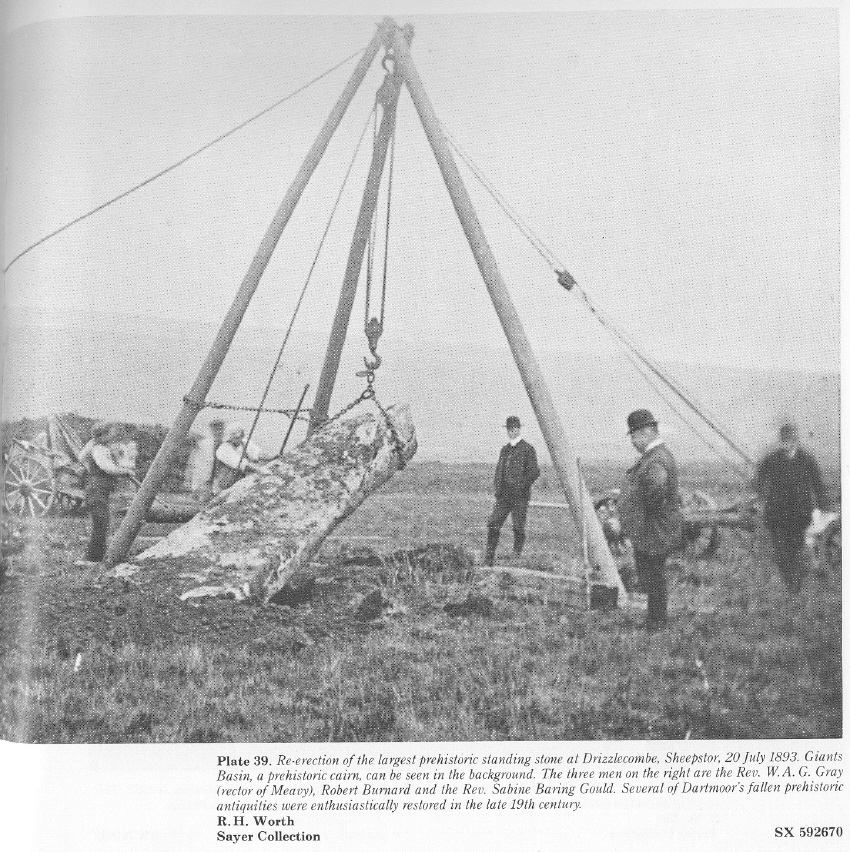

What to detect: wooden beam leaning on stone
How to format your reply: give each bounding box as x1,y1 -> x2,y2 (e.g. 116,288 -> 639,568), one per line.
475,564 -> 589,609
111,402 -> 416,603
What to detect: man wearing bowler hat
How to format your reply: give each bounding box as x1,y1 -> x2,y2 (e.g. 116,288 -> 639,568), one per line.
485,416 -> 540,566
619,409 -> 683,630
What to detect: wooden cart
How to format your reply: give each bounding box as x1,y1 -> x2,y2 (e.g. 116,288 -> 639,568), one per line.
2,415 -> 89,517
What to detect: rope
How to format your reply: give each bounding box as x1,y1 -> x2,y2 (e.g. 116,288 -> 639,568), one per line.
616,339 -> 753,481
238,100 -> 379,468
600,311 -> 755,470
442,124 -> 755,476
379,129 -> 397,325
442,125 -> 559,269
561,275 -> 755,471
364,110 -> 380,329
365,93 -> 397,331
4,46 -> 367,274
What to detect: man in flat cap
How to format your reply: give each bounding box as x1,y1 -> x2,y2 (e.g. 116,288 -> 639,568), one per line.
485,416 -> 540,566
77,421 -> 137,563
619,409 -> 683,629
755,420 -> 827,593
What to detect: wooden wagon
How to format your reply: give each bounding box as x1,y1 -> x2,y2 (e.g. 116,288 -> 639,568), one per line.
536,489 -> 840,570
2,415 -> 201,523
2,415 -> 89,517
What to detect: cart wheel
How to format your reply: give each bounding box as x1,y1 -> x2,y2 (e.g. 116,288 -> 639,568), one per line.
594,495 -> 627,555
4,455 -> 56,517
822,516 -> 841,572
682,520 -> 720,558
680,490 -> 720,558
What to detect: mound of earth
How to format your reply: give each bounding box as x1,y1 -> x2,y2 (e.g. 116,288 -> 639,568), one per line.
0,519 -> 486,659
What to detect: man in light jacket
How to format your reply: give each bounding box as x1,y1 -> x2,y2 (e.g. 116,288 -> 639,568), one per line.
212,426 -> 267,494
78,421 -> 137,563
186,418 -> 225,501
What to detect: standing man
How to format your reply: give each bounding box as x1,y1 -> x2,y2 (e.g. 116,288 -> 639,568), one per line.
485,416 -> 540,566
186,418 -> 226,501
755,421 -> 827,593
78,422 -> 137,563
619,409 -> 683,630
211,426 -> 267,494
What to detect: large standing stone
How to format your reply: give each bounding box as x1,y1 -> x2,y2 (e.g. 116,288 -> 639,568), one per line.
116,402 -> 416,602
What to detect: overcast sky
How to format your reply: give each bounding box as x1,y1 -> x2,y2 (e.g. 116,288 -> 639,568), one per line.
3,8 -> 839,391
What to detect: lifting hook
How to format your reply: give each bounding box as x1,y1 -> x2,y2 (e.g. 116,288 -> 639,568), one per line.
356,316 -> 383,375
364,316 -> 383,356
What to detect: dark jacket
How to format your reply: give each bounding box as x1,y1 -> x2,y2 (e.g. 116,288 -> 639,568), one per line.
494,439 -> 539,499
619,442 -> 683,557
755,447 -> 826,529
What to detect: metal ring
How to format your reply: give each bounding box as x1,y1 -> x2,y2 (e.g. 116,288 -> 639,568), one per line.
182,395 -> 205,412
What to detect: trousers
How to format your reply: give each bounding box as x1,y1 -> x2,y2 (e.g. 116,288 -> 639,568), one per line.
635,550 -> 668,625
486,493 -> 529,563
767,522 -> 810,593
86,497 -> 110,562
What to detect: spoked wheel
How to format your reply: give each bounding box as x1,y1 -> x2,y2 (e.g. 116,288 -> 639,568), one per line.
594,493 -> 638,591
682,521 -> 720,558
594,494 -> 627,555
680,490 -> 720,558
4,454 -> 56,517
821,515 -> 841,572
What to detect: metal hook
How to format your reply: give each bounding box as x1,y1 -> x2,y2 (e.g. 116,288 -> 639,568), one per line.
364,317 -> 383,356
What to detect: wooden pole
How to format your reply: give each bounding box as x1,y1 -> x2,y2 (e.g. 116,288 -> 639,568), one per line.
279,383 -> 310,455
308,61 -> 407,433
390,27 -> 624,594
104,25 -> 389,568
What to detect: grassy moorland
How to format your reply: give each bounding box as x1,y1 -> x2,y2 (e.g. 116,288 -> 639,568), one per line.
0,461 -> 841,743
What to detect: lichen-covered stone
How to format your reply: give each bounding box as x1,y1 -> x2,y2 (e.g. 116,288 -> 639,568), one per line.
120,402 -> 416,603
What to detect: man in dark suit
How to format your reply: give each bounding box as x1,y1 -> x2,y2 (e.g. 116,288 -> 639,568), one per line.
755,421 -> 827,593
618,409 -> 683,630
485,416 -> 540,565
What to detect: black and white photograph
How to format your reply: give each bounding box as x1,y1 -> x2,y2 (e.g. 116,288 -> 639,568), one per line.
1,2 -> 844,849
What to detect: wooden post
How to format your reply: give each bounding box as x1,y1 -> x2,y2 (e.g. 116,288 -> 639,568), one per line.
578,457 -> 592,609
308,60 -> 407,433
279,384 -> 310,455
390,27 -> 624,594
104,25 -> 389,568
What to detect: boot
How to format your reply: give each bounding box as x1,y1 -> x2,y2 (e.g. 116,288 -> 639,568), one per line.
513,531 -> 525,559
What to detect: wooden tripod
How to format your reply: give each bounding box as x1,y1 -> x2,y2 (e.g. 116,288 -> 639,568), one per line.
105,17 -> 624,597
